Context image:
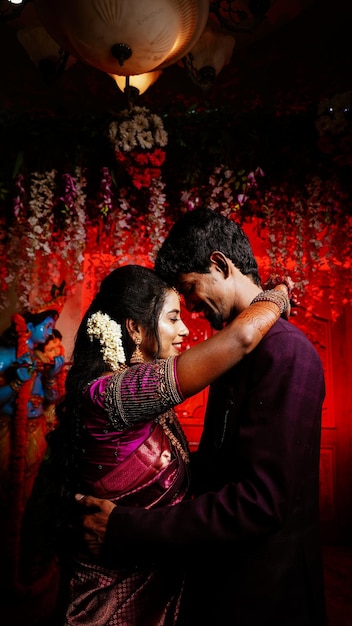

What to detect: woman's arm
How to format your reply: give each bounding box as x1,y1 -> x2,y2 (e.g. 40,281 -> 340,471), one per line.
100,285 -> 289,429
176,285 -> 289,398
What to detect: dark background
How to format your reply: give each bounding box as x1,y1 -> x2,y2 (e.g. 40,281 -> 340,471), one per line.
0,0 -> 350,116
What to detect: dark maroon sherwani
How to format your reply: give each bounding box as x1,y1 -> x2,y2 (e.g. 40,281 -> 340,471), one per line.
105,318 -> 327,626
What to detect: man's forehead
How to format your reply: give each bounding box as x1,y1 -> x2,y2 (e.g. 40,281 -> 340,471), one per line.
177,271 -> 211,294
177,271 -> 198,287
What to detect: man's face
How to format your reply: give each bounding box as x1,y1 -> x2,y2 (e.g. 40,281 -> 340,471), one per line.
177,266 -> 234,330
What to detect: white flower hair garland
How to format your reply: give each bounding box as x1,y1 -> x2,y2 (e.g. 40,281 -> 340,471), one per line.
87,311 -> 126,370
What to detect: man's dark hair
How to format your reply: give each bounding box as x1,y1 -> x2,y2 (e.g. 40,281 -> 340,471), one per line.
155,208 -> 261,286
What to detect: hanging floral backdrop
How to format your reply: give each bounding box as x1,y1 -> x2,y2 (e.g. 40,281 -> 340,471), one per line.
0,92 -> 351,321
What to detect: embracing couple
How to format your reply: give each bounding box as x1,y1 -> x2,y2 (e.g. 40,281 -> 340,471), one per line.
42,208 -> 326,626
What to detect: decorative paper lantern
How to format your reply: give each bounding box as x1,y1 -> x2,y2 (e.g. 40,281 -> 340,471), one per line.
183,19 -> 235,90
34,0 -> 210,76
111,71 -> 163,96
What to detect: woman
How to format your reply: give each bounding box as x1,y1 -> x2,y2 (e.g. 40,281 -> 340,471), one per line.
47,264 -> 290,626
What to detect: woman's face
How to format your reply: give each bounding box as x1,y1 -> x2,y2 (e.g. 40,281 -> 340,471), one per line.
142,289 -> 189,361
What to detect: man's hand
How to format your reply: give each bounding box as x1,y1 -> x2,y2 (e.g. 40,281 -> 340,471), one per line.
75,493 -> 116,559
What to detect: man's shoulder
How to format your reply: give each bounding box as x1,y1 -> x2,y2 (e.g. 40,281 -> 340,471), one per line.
263,318 -> 322,362
268,317 -> 310,339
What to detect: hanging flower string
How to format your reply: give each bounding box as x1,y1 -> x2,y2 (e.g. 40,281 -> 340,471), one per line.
18,169 -> 56,311
207,165 -> 265,216
107,106 -> 168,261
0,102 -> 351,319
109,106 -> 168,152
0,174 -> 26,310
109,106 -> 167,189
115,148 -> 166,189
13,173 -> 26,219
146,177 -> 167,262
97,166 -> 114,217
59,167 -> 86,285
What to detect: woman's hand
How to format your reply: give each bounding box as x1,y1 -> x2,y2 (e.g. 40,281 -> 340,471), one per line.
263,274 -> 300,316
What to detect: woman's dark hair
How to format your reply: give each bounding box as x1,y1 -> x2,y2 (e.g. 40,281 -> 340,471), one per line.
39,265 -> 171,553
67,264 -> 170,398
155,207 -> 261,286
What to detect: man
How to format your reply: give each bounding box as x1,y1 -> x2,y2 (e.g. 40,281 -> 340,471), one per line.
76,208 -> 327,625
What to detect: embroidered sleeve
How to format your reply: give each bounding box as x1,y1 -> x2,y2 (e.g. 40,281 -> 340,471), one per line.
104,357 -> 184,431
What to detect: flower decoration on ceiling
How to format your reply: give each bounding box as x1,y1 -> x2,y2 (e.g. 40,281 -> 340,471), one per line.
108,106 -> 167,152
106,106 -> 169,261
108,106 -> 168,189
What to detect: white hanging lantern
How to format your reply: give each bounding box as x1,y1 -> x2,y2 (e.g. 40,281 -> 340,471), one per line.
111,71 -> 163,96
34,0 -> 210,76
183,20 -> 235,90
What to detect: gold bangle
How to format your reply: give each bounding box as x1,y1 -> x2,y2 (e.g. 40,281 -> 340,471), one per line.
250,289 -> 288,314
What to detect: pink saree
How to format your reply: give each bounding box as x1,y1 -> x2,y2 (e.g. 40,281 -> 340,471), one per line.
64,363 -> 190,626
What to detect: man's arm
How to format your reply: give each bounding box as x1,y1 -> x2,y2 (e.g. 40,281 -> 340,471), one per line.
75,494 -> 116,559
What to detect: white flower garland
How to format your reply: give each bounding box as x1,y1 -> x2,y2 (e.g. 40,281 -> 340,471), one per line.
21,169 -> 56,310
146,177 -> 167,263
87,311 -> 126,370
108,106 -> 168,153
61,167 -> 87,282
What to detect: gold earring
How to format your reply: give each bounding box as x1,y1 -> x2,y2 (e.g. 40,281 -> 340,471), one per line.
130,337 -> 144,365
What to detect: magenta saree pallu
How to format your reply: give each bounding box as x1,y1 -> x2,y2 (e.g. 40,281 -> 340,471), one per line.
64,424 -> 189,626
92,423 -> 188,508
